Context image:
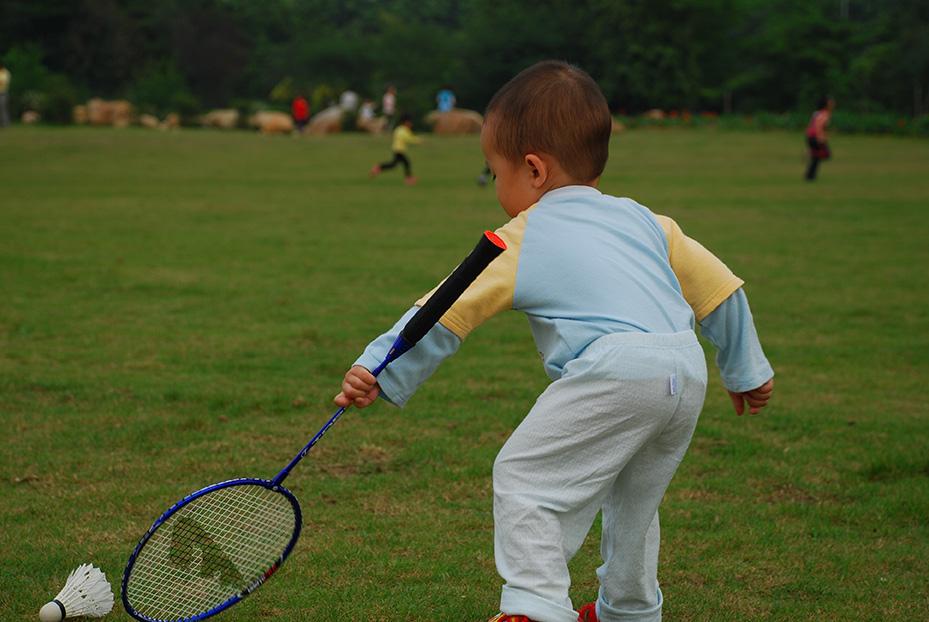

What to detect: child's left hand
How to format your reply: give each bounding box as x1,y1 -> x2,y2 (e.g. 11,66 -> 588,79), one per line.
727,378 -> 774,416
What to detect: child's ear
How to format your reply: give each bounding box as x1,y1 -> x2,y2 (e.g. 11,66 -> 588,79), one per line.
524,154 -> 548,188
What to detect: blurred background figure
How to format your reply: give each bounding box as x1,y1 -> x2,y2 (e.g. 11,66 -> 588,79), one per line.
0,62 -> 10,128
359,99 -> 375,123
357,98 -> 386,134
339,90 -> 359,113
291,94 -> 310,133
381,85 -> 397,129
477,164 -> 492,187
805,96 -> 835,181
436,85 -> 456,112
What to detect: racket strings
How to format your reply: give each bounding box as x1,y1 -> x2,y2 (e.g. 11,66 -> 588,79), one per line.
126,484 -> 297,621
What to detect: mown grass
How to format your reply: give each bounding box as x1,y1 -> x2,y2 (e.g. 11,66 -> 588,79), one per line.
1,126 -> 927,621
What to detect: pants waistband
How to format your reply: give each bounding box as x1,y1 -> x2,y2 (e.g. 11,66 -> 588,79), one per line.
582,330 -> 699,357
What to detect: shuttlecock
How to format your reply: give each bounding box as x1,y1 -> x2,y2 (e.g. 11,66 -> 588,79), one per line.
38,564 -> 113,621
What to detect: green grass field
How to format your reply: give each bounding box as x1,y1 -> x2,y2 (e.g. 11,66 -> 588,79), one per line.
1,126 -> 928,621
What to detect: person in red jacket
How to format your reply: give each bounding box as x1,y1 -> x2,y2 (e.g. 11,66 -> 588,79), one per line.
291,95 -> 311,133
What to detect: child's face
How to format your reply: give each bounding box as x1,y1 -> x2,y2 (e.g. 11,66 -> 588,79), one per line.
481,125 -> 545,218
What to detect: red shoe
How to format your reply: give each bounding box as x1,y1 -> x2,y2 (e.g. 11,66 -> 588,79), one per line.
487,614 -> 536,622
404,175 -> 418,186
369,164 -> 381,177
577,602 -> 599,622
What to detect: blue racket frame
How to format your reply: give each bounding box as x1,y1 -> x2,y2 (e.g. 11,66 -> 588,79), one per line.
121,342 -> 409,622
121,478 -> 302,622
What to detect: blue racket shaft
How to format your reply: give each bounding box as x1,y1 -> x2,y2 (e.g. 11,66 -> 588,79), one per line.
271,341 -> 401,486
272,229 -> 506,485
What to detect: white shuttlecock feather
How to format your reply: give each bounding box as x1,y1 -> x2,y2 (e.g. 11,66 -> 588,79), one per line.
38,564 -> 114,621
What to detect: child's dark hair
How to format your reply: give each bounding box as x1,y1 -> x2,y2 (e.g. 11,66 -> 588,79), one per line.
485,60 -> 612,182
816,96 -> 831,110
399,113 -> 413,124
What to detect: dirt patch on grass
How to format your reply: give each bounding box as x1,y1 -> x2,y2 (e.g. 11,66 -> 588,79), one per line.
317,442 -> 393,478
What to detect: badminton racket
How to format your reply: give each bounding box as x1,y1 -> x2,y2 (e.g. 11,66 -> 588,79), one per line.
121,231 -> 506,622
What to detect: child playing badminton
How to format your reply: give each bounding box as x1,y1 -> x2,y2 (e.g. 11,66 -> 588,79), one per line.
370,113 -> 421,185
337,61 -> 774,622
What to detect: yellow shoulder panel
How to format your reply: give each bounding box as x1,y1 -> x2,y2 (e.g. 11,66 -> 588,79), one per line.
654,214 -> 744,321
415,208 -> 531,339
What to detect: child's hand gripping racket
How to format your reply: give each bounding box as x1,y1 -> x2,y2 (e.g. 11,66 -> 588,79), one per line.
121,232 -> 506,622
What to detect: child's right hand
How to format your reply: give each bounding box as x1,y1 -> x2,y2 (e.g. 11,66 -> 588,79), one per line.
728,378 -> 774,416
334,365 -> 380,408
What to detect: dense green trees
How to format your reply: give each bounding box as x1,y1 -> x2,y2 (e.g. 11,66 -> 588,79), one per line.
1,0 -> 925,122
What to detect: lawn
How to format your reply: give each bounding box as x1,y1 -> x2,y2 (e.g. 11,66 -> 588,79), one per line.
1,126 -> 927,621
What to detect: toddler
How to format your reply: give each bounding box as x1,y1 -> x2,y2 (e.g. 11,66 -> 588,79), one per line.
338,61 -> 774,622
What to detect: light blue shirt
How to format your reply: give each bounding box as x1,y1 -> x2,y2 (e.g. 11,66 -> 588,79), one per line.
514,187 -> 695,379
357,289 -> 771,407
356,186 -> 772,405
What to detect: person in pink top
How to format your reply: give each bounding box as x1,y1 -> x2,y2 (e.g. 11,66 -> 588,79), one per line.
805,96 -> 835,181
382,84 -> 397,129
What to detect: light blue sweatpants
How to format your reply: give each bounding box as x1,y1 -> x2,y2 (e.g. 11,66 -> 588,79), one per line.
494,331 -> 708,622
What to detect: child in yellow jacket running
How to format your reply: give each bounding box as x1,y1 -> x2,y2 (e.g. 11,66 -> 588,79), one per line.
370,113 -> 422,185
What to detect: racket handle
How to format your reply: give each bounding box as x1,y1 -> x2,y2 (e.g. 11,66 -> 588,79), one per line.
397,231 -> 506,348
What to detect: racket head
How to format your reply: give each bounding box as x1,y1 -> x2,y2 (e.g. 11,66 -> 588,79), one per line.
122,478 -> 302,622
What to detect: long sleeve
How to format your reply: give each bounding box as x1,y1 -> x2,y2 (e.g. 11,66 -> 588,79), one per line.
354,306 -> 462,407
698,288 -> 774,393
352,214 -> 525,406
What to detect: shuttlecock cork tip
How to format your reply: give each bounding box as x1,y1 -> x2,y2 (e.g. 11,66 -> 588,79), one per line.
38,600 -> 65,622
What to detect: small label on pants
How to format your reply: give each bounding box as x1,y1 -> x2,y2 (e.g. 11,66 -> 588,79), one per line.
669,373 -> 678,396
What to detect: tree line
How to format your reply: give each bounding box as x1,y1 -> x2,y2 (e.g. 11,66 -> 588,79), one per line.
2,0 -> 927,124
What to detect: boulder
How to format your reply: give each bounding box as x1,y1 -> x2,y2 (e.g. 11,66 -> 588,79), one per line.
643,109 -> 665,120
139,114 -> 160,129
86,98 -> 109,125
112,100 -> 133,127
201,109 -> 239,129
425,109 -> 483,134
249,111 -> 294,135
113,110 -> 131,128
357,115 -> 387,134
86,98 -> 134,126
306,106 -> 343,135
21,110 -> 41,124
160,113 -> 180,130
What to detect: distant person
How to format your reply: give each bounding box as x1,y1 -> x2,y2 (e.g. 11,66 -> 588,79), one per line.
0,62 -> 11,128
338,60 -> 774,622
477,163 -> 492,187
805,96 -> 834,181
436,86 -> 456,112
291,95 -> 310,133
339,90 -> 359,112
369,113 -> 421,185
382,85 -> 397,129
359,99 -> 375,122
357,99 -> 386,134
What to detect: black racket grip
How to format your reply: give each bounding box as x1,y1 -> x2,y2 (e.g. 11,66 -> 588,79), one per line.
399,231 -> 506,346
